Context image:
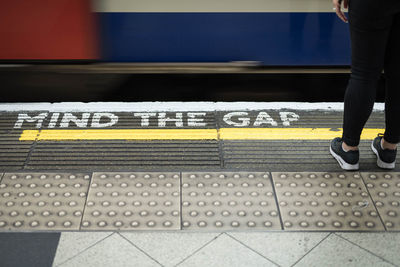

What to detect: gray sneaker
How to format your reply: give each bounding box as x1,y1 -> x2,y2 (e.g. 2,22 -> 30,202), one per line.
330,137 -> 359,170
371,135 -> 397,169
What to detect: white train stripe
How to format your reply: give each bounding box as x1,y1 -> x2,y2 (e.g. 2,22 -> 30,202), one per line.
0,102 -> 385,112
92,0 -> 338,13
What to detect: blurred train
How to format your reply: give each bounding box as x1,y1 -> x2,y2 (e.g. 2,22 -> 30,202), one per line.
0,0 -> 350,66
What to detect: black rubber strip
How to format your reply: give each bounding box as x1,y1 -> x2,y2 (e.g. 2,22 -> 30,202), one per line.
0,232 -> 60,267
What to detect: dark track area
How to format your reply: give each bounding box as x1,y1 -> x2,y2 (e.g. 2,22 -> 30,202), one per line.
0,66 -> 386,102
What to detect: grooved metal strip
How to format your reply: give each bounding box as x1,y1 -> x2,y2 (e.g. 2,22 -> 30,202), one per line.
272,172 -> 385,231
81,172 -> 181,230
26,141 -> 221,170
0,113 -> 21,130
0,132 -> 28,139
361,172 -> 400,231
223,140 -> 376,150
0,142 -> 32,147
0,173 -> 91,231
0,133 -> 33,171
181,172 -> 281,230
223,141 -> 380,155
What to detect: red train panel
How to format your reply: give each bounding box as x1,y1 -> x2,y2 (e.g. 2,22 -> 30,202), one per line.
0,0 -> 98,60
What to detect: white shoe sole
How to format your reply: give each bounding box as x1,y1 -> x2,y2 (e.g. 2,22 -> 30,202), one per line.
329,145 -> 359,171
371,142 -> 396,169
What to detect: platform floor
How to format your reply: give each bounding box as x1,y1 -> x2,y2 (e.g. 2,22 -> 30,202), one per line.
0,103 -> 398,172
0,102 -> 399,266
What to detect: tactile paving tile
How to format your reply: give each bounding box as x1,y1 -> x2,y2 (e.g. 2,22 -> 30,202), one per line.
0,173 -> 90,231
181,172 -> 281,230
361,172 -> 400,231
272,172 -> 384,231
81,172 -> 180,230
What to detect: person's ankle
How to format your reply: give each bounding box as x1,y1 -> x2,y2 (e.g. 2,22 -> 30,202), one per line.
382,138 -> 397,150
342,141 -> 358,152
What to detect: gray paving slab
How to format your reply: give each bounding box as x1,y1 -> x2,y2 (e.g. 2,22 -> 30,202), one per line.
0,172 -> 90,231
361,172 -> 400,231
121,232 -> 219,267
228,232 -> 329,267
178,233 -> 277,267
58,233 -> 160,267
336,232 -> 400,266
53,232 -> 113,266
294,234 -> 394,267
181,172 -> 281,230
81,172 -> 181,230
272,172 -> 385,231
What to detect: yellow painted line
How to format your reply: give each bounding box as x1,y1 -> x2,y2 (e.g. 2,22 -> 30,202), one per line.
219,128 -> 384,140
19,129 -> 218,141
19,130 -> 41,140
19,128 -> 384,141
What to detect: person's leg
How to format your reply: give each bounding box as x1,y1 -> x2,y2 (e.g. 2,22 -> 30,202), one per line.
342,0 -> 393,147
383,12 -> 400,148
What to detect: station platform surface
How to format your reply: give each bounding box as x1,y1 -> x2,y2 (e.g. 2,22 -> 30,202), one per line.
0,102 -> 399,267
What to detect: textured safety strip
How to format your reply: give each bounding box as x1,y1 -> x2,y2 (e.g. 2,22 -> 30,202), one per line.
361,173 -> 400,231
0,171 -> 398,232
181,172 -> 281,230
81,172 -> 181,230
0,173 -> 90,231
272,172 -> 385,231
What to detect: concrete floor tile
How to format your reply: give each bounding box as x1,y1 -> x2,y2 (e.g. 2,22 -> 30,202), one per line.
178,233 -> 276,267
53,232 -> 113,266
121,232 -> 219,267
294,234 -> 393,267
336,232 -> 400,265
58,233 -> 160,267
229,232 -> 329,267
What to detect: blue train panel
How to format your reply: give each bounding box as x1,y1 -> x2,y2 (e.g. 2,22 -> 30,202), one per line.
98,12 -> 351,66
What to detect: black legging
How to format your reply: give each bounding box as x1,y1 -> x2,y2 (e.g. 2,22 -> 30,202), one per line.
342,0 -> 400,146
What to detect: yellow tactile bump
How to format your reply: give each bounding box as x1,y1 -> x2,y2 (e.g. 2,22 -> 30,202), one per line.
81,172 -> 180,230
0,173 -> 90,231
272,172 -> 385,231
181,172 -> 281,230
361,173 -> 400,231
